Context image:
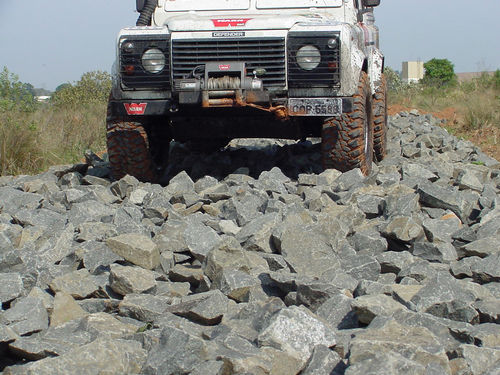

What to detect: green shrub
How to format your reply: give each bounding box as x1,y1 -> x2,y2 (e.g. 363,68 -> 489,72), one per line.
52,71 -> 111,108
422,58 -> 457,87
0,66 -> 37,112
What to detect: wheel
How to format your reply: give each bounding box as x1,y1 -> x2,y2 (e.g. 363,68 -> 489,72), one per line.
322,71 -> 374,175
372,73 -> 388,162
106,100 -> 157,182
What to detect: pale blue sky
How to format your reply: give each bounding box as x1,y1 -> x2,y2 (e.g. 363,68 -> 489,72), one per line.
0,0 -> 498,90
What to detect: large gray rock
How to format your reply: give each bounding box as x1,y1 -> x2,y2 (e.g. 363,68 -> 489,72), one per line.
237,213 -> 281,253
212,268 -> 259,303
345,351 -> 427,375
352,294 -> 406,324
184,222 -> 222,262
119,294 -> 172,322
165,290 -> 229,325
382,216 -> 424,243
106,233 -> 160,270
142,327 -> 208,375
417,182 -> 472,222
410,272 -> 478,323
278,225 -> 340,277
258,306 -> 336,366
348,319 -> 451,373
4,338 -> 147,375
0,273 -> 23,303
1,297 -> 48,336
109,264 -> 157,296
49,269 -> 100,299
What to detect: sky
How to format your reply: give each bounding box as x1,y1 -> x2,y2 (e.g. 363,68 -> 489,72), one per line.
0,0 -> 499,91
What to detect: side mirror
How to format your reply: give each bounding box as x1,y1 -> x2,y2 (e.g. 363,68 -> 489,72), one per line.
362,0 -> 380,7
136,0 -> 146,12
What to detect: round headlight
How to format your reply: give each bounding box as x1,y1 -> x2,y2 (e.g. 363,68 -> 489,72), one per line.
142,48 -> 165,74
296,45 -> 321,71
122,42 -> 135,53
327,38 -> 338,49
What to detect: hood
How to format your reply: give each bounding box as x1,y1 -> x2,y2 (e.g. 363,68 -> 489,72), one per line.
165,13 -> 340,31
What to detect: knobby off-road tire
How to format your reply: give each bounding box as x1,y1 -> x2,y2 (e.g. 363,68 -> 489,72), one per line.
106,102 -> 156,183
322,71 -> 374,175
372,73 -> 388,162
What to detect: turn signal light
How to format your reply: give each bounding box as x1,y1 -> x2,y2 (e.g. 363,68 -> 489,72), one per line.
124,65 -> 135,75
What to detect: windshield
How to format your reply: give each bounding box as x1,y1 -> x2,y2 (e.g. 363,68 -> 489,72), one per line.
165,0 -> 250,12
256,0 -> 342,8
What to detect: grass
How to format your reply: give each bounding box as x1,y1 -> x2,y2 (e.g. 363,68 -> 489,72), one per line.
0,102 -> 107,176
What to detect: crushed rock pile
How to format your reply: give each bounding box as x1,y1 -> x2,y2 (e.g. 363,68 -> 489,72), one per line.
1,111 -> 500,374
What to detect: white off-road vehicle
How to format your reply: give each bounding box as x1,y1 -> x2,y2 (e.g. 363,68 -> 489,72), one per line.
107,0 -> 386,182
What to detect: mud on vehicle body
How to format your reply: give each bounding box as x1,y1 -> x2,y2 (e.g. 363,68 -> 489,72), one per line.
107,0 -> 386,182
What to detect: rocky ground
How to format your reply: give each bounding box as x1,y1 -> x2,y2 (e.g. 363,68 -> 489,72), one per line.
1,111 -> 500,374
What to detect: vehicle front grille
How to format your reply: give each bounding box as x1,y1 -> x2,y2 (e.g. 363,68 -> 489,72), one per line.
172,38 -> 286,88
120,38 -> 171,89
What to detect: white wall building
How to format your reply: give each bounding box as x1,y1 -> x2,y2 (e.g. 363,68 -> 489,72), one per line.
402,61 -> 424,83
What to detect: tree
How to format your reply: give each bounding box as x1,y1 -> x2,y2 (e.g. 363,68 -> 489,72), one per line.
0,66 -> 36,112
423,58 -> 456,86
52,71 -> 111,107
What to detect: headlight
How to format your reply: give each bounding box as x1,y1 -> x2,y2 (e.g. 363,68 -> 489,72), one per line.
296,45 -> 321,71
142,48 -> 165,74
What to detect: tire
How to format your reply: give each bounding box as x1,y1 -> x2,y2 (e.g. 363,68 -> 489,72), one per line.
106,100 -> 156,182
322,71 -> 374,175
372,73 -> 388,162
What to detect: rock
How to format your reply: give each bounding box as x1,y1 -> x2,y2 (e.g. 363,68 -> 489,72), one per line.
376,251 -> 416,274
258,306 -> 336,366
79,312 -> 138,339
50,292 -> 88,327
169,264 -> 205,287
350,230 -> 388,255
203,237 -> 269,281
106,233 -> 160,270
316,294 -> 358,330
1,297 -> 48,336
119,294 -> 172,322
462,236 -> 500,258
142,328 -> 208,374
345,351 -> 427,375
410,272 -> 478,323
455,344 -> 500,375
278,225 -> 340,277
341,254 -> 381,281
0,273 -> 23,303
236,213 -> 281,253
110,264 -> 157,295
417,182 -> 472,222
412,241 -> 458,263
383,216 -> 424,243
473,299 -> 500,323
184,222 -> 222,262
165,290 -> 229,325
4,338 -> 147,375
352,294 -> 406,324
300,345 -> 342,375
471,253 -> 500,283
49,269 -> 100,299
422,215 -> 462,243
348,318 -> 451,373
212,268 -> 259,303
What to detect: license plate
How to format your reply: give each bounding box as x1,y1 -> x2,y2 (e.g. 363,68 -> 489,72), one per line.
288,98 -> 342,117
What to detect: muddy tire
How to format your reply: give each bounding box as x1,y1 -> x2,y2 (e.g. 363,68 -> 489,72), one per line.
106,102 -> 156,182
322,71 -> 373,175
372,73 -> 388,162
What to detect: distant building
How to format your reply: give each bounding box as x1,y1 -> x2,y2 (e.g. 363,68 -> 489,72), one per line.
35,95 -> 51,103
402,61 -> 424,83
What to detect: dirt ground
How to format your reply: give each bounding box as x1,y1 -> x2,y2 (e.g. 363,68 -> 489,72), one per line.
388,105 -> 500,162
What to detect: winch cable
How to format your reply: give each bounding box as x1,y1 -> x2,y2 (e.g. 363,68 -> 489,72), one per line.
136,0 -> 157,26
